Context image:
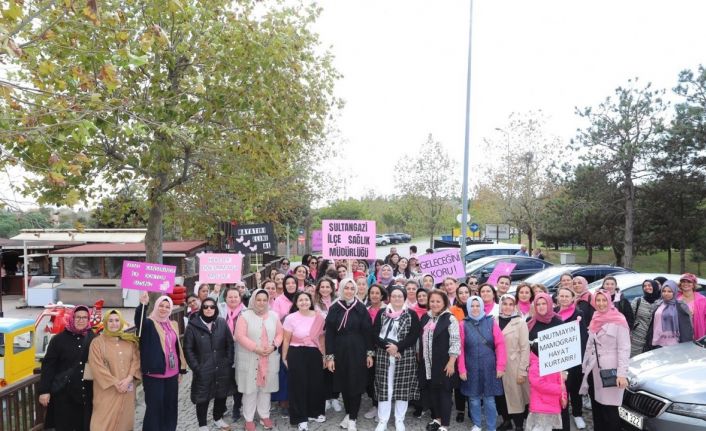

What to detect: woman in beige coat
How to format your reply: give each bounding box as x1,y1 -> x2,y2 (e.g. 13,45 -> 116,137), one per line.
88,309 -> 141,431
235,289 -> 284,431
497,294 -> 530,431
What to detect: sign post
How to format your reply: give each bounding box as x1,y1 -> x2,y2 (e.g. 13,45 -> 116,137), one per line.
538,321 -> 582,376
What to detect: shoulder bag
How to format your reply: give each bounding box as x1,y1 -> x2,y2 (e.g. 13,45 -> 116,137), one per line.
594,341 -> 617,387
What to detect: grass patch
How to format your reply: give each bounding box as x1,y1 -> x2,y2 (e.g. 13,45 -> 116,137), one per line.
543,248 -> 704,275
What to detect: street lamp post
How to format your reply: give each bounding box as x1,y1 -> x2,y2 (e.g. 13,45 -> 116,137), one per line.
460,0 -> 475,262
495,127 -> 510,169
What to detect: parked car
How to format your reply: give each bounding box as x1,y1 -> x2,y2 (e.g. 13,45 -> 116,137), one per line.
392,232 -> 412,242
621,337 -> 706,431
384,233 -> 408,244
465,256 -> 553,284
512,264 -> 632,294
588,272 -> 706,302
460,243 -> 523,263
376,234 -> 392,246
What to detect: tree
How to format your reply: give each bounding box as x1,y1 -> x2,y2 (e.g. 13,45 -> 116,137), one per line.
395,134 -> 459,248
0,1 -> 339,265
573,79 -> 667,268
483,111 -> 564,250
317,199 -> 370,222
0,208 -> 51,237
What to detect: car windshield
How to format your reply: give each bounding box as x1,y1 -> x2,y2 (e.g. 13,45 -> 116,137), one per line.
523,266 -> 578,285
465,256 -> 499,273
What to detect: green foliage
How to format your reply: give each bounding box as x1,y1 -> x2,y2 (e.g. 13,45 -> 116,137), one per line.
317,199 -> 370,222
0,209 -> 51,238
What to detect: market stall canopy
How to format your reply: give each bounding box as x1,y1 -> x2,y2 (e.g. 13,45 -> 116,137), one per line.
10,228 -> 147,243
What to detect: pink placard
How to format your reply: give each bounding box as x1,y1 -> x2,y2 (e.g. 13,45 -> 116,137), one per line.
121,260 -> 176,293
322,220 -> 376,259
311,230 -> 323,251
487,262 -> 517,286
417,249 -> 465,283
198,253 -> 243,284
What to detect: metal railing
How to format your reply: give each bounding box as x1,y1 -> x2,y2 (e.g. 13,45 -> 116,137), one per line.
0,372 -> 45,431
242,257 -> 284,291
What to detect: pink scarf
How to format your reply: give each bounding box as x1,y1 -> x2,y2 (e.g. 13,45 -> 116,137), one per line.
572,276 -> 592,304
149,296 -> 174,323
368,305 -> 382,323
385,305 -> 405,319
483,301 -> 495,315
527,293 -> 557,331
558,303 -> 576,321
226,303 -> 244,334
518,300 -> 531,315
256,317 -> 269,387
410,303 -> 427,319
589,290 -> 629,333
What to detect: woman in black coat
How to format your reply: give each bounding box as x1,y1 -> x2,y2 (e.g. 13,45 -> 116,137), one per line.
325,277 -> 374,431
184,297 -> 235,431
38,305 -> 96,431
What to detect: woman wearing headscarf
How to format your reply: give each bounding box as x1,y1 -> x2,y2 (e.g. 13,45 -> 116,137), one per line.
411,288 -> 429,320
579,289 -> 630,431
457,296 -> 507,431
555,286 -> 589,431
644,280 -> 694,351
134,292 -> 187,431
571,276 -> 594,325
601,276 -> 634,329
235,289 -> 284,431
88,309 -> 140,431
526,293 -> 567,431
38,305 -> 96,430
372,286 -> 420,431
630,279 -> 660,357
496,294 -> 530,431
325,277 -> 374,431
271,275 -> 297,415
184,297 -> 234,431
418,290 -> 460,431
677,272 -> 706,340
217,286 -> 245,421
378,264 -> 396,289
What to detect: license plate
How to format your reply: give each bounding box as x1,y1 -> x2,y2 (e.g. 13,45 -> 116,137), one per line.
619,406 -> 644,429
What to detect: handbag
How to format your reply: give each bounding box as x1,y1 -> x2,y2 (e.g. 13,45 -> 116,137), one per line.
594,342 -> 617,387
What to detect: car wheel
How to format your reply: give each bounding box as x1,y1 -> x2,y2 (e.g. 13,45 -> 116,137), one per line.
382,241 -> 387,246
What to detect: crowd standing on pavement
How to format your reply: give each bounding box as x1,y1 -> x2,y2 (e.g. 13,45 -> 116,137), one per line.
36,244 -> 706,431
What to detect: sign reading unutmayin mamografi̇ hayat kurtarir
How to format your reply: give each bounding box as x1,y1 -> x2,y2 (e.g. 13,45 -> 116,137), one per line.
322,220 -> 376,259
121,260 -> 177,293
198,253 -> 243,284
417,249 -> 465,283
538,320 -> 582,376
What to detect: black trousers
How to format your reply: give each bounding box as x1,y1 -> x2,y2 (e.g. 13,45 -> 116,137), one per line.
196,397 -> 227,426
496,394 -> 525,428
288,346 -> 326,425
143,374 -> 179,431
366,364 -> 378,407
566,366 -> 583,417
454,388 -> 466,413
231,370 -> 243,418
588,372 -> 621,431
428,383 -> 453,427
342,390 -> 362,420
49,392 -> 92,431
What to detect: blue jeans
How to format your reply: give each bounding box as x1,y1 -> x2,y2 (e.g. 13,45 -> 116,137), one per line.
468,396 -> 497,430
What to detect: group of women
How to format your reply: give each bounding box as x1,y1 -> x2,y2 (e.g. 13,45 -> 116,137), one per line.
38,250 -> 705,431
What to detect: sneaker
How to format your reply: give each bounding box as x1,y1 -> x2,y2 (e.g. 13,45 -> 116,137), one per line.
375,421 -> 388,431
245,422 -> 256,431
455,412 -> 465,423
332,399 -> 343,412
339,414 -> 350,429
326,400 -> 332,411
232,411 -> 241,422
347,419 -> 357,431
413,406 -> 423,419
308,415 -> 326,423
426,420 -> 441,431
214,418 -> 231,430
298,422 -> 309,431
260,418 -> 274,430
395,419 -> 405,431
470,426 -> 482,431
364,406 -> 378,419
574,416 -> 587,430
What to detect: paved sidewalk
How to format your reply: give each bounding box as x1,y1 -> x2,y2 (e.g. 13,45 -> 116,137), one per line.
134,372 -> 594,430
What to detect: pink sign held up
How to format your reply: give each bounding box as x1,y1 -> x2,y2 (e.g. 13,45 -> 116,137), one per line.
311,230 -> 323,251
121,260 -> 177,294
198,253 -> 243,284
322,220 -> 376,260
487,262 -> 517,286
417,249 -> 465,283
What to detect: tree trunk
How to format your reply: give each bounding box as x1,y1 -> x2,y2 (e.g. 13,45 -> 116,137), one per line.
680,236 -> 687,273
145,198 -> 164,264
587,243 -> 593,264
623,179 -> 635,269
527,228 -> 533,252
612,243 -> 624,267
667,246 -> 672,273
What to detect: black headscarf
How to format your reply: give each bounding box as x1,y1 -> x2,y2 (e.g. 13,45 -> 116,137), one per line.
642,279 -> 661,304
282,275 -> 298,302
199,298 -> 219,323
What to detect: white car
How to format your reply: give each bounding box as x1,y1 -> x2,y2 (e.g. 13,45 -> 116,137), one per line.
376,234 -> 392,246
588,272 -> 706,302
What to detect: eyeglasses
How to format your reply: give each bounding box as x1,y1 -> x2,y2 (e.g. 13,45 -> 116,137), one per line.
468,281 -> 478,285
202,305 -> 216,310
282,262 -> 290,266
74,316 -> 89,321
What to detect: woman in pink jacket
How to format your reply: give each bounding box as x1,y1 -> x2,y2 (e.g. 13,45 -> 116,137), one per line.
677,273 -> 706,340
526,293 -> 567,431
579,289 -> 630,431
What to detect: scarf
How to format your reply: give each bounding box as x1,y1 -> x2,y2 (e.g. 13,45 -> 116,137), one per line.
572,276 -> 592,304
588,289 -> 629,333
466,296 -> 485,322
199,298 -> 219,324
102,309 -> 139,344
657,281 -> 680,337
527,293 -> 557,332
66,305 -> 91,336
483,300 -> 495,316
282,275 -> 298,302
410,302 -> 427,319
335,297 -> 359,331
149,296 -> 174,323
642,279 -> 661,304
517,300 -> 532,315
225,303 -> 244,334
385,303 -> 406,319
498,294 -> 521,319
377,265 -> 395,286
558,302 -> 576,321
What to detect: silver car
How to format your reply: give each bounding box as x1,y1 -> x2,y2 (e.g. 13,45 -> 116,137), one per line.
621,337 -> 706,430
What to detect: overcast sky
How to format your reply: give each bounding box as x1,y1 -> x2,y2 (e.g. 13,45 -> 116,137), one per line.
312,0 -> 706,199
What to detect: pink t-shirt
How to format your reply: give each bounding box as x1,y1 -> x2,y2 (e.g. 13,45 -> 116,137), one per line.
283,312 -> 321,348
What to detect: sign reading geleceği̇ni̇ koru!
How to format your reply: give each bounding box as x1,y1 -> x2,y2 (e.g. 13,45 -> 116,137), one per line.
538,320 -> 582,376
322,220 -> 376,259
198,253 -> 243,284
121,260 -> 177,294
417,249 -> 465,283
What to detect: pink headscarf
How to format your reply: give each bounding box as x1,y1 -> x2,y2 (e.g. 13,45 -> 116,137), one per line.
588,289 -> 629,334
572,276 -> 592,304
527,293 -> 557,331
66,305 -> 92,336
149,295 -> 174,323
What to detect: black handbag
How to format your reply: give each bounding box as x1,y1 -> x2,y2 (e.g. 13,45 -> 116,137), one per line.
594,342 -> 617,388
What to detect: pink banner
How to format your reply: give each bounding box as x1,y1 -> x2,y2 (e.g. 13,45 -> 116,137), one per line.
487,262 -> 517,286
322,220 -> 376,259
121,260 -> 176,293
311,230 -> 323,251
417,249 -> 465,283
198,253 -> 243,284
